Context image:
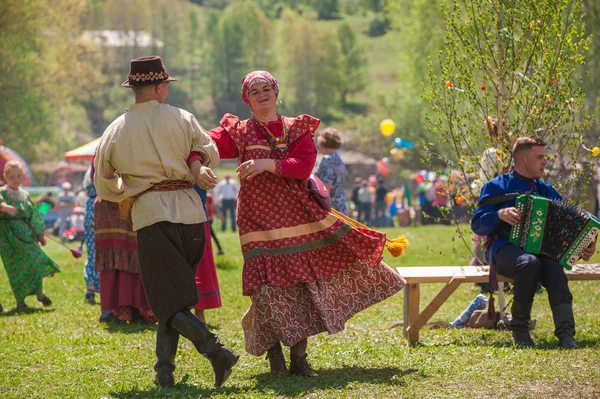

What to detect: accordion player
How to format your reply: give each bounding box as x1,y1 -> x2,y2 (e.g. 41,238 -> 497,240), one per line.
509,194 -> 600,269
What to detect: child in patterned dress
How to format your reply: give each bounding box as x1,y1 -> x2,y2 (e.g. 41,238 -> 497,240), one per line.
0,161 -> 60,311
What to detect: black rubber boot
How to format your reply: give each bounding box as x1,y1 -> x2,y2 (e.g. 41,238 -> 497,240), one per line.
551,303 -> 579,350
153,322 -> 180,387
169,310 -> 239,387
511,301 -> 535,348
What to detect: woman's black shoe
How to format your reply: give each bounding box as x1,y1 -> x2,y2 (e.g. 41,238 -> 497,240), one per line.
37,295 -> 52,307
85,292 -> 96,304
99,313 -> 126,324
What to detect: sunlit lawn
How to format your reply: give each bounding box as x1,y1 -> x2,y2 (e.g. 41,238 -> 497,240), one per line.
1,223 -> 599,398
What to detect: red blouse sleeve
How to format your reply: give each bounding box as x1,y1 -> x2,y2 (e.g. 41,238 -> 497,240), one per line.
276,132 -> 317,181
209,126 -> 239,159
186,152 -> 203,167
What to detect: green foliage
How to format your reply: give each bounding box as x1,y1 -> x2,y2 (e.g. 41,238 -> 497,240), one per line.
315,0 -> 342,19
342,0 -> 363,15
581,0 -> 600,141
367,14 -> 391,36
424,0 -> 595,206
386,0 -> 446,166
0,0 -> 102,161
276,10 -> 343,118
7,0 -> 600,179
364,0 -> 387,12
204,0 -> 273,121
186,9 -> 203,111
338,23 -> 367,106
2,225 -> 600,398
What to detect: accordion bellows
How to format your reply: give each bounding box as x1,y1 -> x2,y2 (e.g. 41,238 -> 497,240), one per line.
509,194 -> 600,269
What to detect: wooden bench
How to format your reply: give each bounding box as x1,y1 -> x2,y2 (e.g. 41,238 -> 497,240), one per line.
397,264 -> 600,344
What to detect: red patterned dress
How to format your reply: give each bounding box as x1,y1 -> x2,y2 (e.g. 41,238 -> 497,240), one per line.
94,198 -> 156,323
211,114 -> 405,355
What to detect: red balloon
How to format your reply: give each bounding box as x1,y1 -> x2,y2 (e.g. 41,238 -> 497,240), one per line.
377,160 -> 389,176
415,174 -> 424,184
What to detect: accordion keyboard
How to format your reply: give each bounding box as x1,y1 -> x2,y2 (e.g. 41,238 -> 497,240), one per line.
567,227 -> 599,267
509,194 -> 600,269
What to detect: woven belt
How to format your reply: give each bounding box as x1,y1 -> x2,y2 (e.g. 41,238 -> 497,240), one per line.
119,180 -> 193,219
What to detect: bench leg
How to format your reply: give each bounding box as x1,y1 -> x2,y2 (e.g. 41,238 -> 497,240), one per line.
497,286 -> 506,318
404,283 -> 420,344
406,276 -> 465,342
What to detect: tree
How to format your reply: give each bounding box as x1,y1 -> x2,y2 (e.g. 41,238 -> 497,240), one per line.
581,0 -> 600,139
186,9 -> 203,111
0,0 -> 102,162
363,0 -> 387,12
387,0 -> 446,167
337,23 -> 367,106
314,0 -> 341,19
158,4 -> 183,66
204,1 -> 272,121
276,9 -> 343,118
425,0 -> 594,204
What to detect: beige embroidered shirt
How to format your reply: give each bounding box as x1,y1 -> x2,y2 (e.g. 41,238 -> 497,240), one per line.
94,100 -> 219,231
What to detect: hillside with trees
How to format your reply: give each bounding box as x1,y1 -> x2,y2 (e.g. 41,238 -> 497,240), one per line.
2,0 -> 598,172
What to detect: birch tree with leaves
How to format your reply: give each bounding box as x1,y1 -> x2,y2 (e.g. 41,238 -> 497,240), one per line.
424,0 -> 596,211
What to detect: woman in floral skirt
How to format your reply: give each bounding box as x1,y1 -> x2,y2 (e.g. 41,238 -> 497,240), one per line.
208,71 -> 405,377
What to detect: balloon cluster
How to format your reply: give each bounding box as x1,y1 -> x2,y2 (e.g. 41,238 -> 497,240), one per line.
377,119 -> 417,172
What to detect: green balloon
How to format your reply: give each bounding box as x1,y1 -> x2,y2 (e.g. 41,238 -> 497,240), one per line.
37,202 -> 51,215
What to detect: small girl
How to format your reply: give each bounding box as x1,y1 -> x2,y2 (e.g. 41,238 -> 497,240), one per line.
0,161 -> 60,311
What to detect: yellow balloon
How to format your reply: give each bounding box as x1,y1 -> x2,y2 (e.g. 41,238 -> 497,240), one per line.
392,150 -> 405,161
390,148 -> 398,155
385,192 -> 394,204
380,119 -> 395,136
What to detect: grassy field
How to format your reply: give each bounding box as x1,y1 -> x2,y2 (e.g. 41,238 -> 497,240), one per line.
1,224 -> 599,398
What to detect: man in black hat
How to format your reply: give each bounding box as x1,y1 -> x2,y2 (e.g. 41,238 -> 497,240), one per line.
94,56 -> 239,387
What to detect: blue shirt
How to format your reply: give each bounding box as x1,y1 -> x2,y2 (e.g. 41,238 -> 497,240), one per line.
471,171 -> 562,262
315,152 -> 347,214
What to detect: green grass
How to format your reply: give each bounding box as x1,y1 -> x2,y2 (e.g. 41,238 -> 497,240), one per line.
1,224 -> 600,398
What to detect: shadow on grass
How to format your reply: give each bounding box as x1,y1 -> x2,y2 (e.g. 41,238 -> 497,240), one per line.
533,336 -> 600,350
215,258 -> 239,270
253,366 -> 419,397
110,383 -> 248,399
0,307 -> 55,317
103,322 -> 221,335
409,329 -> 600,349
103,322 -> 157,335
108,366 -> 419,398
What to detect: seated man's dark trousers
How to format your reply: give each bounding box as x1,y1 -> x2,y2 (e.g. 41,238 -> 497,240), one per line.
494,244 -> 577,349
